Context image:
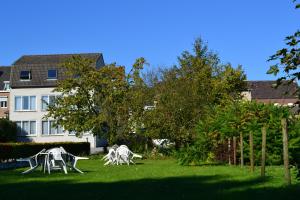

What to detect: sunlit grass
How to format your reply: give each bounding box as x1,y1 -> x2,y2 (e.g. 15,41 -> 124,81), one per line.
0,157 -> 299,200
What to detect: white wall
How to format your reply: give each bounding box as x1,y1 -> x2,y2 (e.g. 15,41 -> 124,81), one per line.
9,87 -> 96,148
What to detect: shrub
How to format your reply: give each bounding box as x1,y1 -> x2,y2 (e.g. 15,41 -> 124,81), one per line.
175,133 -> 213,165
0,119 -> 17,143
0,142 -> 90,161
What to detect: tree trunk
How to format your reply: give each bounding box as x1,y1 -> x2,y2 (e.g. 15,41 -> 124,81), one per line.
233,136 -> 237,165
261,126 -> 266,177
228,138 -> 231,165
281,118 -> 291,185
240,133 -> 244,167
249,132 -> 254,172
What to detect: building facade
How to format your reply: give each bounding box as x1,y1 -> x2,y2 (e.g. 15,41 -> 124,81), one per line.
0,66 -> 11,118
9,53 -> 105,148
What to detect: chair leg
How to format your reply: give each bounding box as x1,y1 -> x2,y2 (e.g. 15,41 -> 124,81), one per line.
61,160 -> 68,174
62,165 -> 68,174
72,158 -> 84,173
47,159 -> 51,174
21,164 -> 38,174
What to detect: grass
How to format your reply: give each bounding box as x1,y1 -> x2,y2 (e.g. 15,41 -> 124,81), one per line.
0,157 -> 300,200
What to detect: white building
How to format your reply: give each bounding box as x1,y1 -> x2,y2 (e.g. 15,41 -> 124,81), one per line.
9,53 -> 105,148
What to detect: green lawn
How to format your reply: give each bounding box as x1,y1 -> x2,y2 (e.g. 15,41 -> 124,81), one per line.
0,157 -> 299,200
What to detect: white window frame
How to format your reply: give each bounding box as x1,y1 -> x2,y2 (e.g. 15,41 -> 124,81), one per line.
20,70 -> 32,81
15,120 -> 37,136
14,96 -> 37,111
0,97 -> 8,108
41,120 -> 64,136
41,95 -> 57,111
47,69 -> 58,80
3,81 -> 10,91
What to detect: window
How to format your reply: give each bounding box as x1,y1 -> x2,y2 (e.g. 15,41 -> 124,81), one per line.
0,97 -> 7,108
15,96 -> 36,111
47,69 -> 57,80
42,121 -> 48,135
15,96 -> 21,110
41,95 -> 57,111
22,96 -> 29,110
41,96 -> 48,111
20,70 -> 31,80
3,81 -> 10,91
42,120 -> 64,135
15,121 -> 36,136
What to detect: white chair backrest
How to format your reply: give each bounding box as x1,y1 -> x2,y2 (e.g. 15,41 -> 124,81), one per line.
59,146 -> 67,153
116,145 -> 132,157
47,148 -> 64,160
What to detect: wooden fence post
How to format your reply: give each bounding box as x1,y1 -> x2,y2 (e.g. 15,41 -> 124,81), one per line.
240,133 -> 244,167
281,118 -> 291,185
261,126 -> 266,177
249,132 -> 254,172
233,136 -> 237,165
228,138 -> 231,165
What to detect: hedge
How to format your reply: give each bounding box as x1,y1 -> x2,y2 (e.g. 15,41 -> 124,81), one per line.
0,119 -> 17,143
0,142 -> 90,161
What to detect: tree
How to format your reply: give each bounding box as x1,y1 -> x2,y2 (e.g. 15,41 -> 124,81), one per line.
267,1 -> 300,88
143,38 -> 247,149
46,56 -> 130,143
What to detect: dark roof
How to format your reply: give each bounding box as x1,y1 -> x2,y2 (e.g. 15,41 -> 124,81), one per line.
10,53 -> 105,88
13,53 -> 103,65
247,81 -> 298,99
0,66 -> 11,90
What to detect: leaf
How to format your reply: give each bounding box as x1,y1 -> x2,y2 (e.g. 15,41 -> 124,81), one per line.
267,65 -> 279,75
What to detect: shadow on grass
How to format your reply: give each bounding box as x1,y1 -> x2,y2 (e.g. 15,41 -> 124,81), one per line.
1,174 -> 299,200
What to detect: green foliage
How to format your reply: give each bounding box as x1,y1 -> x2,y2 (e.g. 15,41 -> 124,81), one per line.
142,38 -> 247,147
46,55 -> 153,145
192,100 -> 298,165
0,142 -> 90,161
0,119 -> 17,143
175,132 -> 213,165
268,1 -> 300,89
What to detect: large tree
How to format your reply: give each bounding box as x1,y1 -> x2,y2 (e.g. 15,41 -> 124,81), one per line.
46,56 -> 131,143
142,39 -> 247,148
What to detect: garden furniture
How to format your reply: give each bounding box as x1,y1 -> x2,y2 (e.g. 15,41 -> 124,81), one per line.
102,148 -> 117,165
115,145 -> 142,165
103,145 -> 141,165
66,152 -> 89,173
44,147 -> 68,174
16,148 -> 46,174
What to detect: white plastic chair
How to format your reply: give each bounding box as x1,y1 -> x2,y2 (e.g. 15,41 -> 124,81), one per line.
102,148 -> 117,165
16,148 -> 46,174
44,147 -> 68,174
116,145 -> 142,165
67,152 -> 89,173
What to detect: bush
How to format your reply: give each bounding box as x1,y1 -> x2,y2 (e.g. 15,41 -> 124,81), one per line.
175,133 -> 213,165
0,142 -> 90,161
0,119 -> 17,143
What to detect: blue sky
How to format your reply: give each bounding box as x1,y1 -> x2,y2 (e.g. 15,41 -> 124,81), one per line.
0,0 -> 299,80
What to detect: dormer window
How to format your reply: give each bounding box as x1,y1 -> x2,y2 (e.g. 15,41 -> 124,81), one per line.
47,69 -> 57,80
20,70 -> 31,80
3,81 -> 10,91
